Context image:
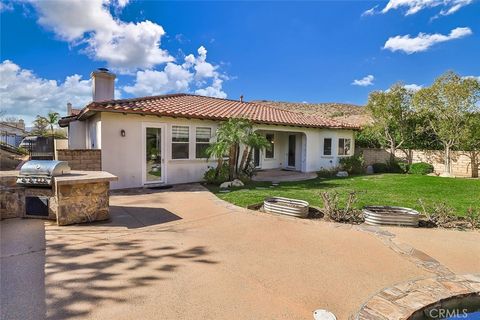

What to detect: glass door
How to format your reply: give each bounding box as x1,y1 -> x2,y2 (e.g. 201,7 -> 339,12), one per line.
145,127 -> 163,183
288,135 -> 296,167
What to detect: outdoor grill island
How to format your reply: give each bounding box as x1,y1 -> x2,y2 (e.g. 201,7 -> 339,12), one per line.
1,160 -> 117,226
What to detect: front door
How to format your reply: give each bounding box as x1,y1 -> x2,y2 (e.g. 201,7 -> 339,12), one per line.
144,126 -> 165,184
288,135 -> 296,167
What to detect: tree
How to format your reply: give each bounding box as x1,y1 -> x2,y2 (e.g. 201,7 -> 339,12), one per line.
460,113 -> 480,177
414,71 -> 480,175
239,130 -> 271,175
366,83 -> 414,163
44,112 -> 60,136
32,115 -> 49,136
207,118 -> 270,180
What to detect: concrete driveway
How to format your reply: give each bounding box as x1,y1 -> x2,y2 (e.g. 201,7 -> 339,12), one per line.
1,184 -> 479,320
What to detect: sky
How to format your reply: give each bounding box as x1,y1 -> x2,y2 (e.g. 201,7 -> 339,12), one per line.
1,0 -> 479,125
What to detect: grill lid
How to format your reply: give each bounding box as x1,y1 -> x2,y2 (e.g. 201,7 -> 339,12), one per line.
19,160 -> 71,177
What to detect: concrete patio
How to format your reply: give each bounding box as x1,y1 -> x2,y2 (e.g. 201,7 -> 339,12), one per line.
1,184 -> 479,320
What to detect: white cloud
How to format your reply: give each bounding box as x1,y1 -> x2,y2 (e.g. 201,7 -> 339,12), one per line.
124,47 -> 227,98
381,0 -> 473,16
383,27 -> 472,54
404,83 -> 423,91
352,75 -> 375,86
463,75 -> 480,80
0,60 -> 93,124
195,78 -> 227,99
29,0 -> 173,73
362,5 -> 378,16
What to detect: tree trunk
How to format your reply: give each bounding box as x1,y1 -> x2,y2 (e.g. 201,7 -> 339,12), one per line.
215,157 -> 223,179
244,148 -> 254,172
444,145 -> 451,174
228,145 -> 236,180
470,151 -> 478,178
239,147 -> 249,173
235,144 -> 240,176
389,143 -> 396,164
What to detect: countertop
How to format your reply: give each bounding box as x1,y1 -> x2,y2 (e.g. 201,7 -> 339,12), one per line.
0,170 -> 118,185
54,171 -> 118,186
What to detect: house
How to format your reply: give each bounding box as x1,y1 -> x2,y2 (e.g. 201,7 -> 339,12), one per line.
0,119 -> 26,147
59,69 -> 360,189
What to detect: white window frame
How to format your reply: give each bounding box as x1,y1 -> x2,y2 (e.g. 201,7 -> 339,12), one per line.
195,126 -> 212,159
338,138 -> 352,156
323,137 -> 333,156
171,125 -> 190,160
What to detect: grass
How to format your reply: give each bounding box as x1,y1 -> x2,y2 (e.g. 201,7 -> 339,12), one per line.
207,174 -> 480,216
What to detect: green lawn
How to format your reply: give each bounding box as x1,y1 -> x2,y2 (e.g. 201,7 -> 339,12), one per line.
207,174 -> 480,216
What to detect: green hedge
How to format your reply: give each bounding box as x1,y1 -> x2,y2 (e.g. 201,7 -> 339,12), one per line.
408,162 -> 434,175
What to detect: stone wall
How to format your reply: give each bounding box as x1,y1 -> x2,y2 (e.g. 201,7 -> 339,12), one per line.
57,149 -> 101,171
0,174 -> 23,219
358,148 -> 479,178
56,182 -> 109,225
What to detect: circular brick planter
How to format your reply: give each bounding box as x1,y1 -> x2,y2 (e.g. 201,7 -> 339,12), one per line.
353,274 -> 480,320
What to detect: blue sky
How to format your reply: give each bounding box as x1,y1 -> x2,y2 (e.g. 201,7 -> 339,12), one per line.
1,0 -> 479,124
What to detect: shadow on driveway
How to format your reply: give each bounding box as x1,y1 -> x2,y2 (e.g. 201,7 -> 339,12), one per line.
88,206 -> 182,229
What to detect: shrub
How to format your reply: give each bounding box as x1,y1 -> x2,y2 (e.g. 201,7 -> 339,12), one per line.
319,191 -> 364,223
409,162 -> 434,175
339,154 -> 364,174
372,162 -> 389,173
203,163 -> 229,185
397,161 -> 409,173
317,168 -> 337,178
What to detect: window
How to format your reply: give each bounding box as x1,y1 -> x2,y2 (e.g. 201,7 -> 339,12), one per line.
195,127 -> 211,159
323,138 -> 332,156
172,126 -> 189,159
338,138 -> 352,156
265,133 -> 275,158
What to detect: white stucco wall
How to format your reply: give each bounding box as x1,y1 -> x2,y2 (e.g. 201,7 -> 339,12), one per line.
100,112 -> 220,189
68,120 -> 87,149
86,114 -> 102,149
73,112 -> 355,189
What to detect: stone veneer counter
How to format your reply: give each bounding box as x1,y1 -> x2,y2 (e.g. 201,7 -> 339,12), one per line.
0,170 -> 118,226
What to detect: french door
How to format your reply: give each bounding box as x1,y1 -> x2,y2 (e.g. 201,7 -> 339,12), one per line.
143,124 -> 165,184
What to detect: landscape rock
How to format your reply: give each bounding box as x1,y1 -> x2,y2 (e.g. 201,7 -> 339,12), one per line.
336,171 -> 348,177
231,179 -> 244,187
219,181 -> 232,189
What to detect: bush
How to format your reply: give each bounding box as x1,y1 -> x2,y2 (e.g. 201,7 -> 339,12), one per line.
203,163 -> 229,185
372,162 -> 389,173
339,154 -> 364,174
317,168 -> 338,178
409,162 -> 434,175
397,161 -> 409,173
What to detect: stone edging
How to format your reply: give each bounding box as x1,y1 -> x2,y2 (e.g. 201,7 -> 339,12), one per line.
352,274 -> 480,320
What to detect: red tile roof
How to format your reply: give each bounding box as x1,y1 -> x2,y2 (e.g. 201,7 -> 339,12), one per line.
67,94 -> 360,129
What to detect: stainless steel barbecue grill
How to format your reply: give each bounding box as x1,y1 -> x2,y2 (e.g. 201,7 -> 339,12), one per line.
16,160 -> 71,187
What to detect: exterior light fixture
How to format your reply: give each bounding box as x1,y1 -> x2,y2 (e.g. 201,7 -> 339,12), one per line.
120,129 -> 126,137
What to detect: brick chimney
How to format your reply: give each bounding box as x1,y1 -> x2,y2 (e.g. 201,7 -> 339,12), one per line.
91,68 -> 116,102
67,102 -> 72,115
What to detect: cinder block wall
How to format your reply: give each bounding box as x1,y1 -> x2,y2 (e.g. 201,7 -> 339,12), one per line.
358,148 -> 478,178
57,150 -> 102,171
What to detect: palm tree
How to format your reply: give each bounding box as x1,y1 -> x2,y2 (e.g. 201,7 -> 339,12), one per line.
206,140 -> 229,179
208,118 -> 270,180
240,133 -> 270,174
44,112 -> 60,137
